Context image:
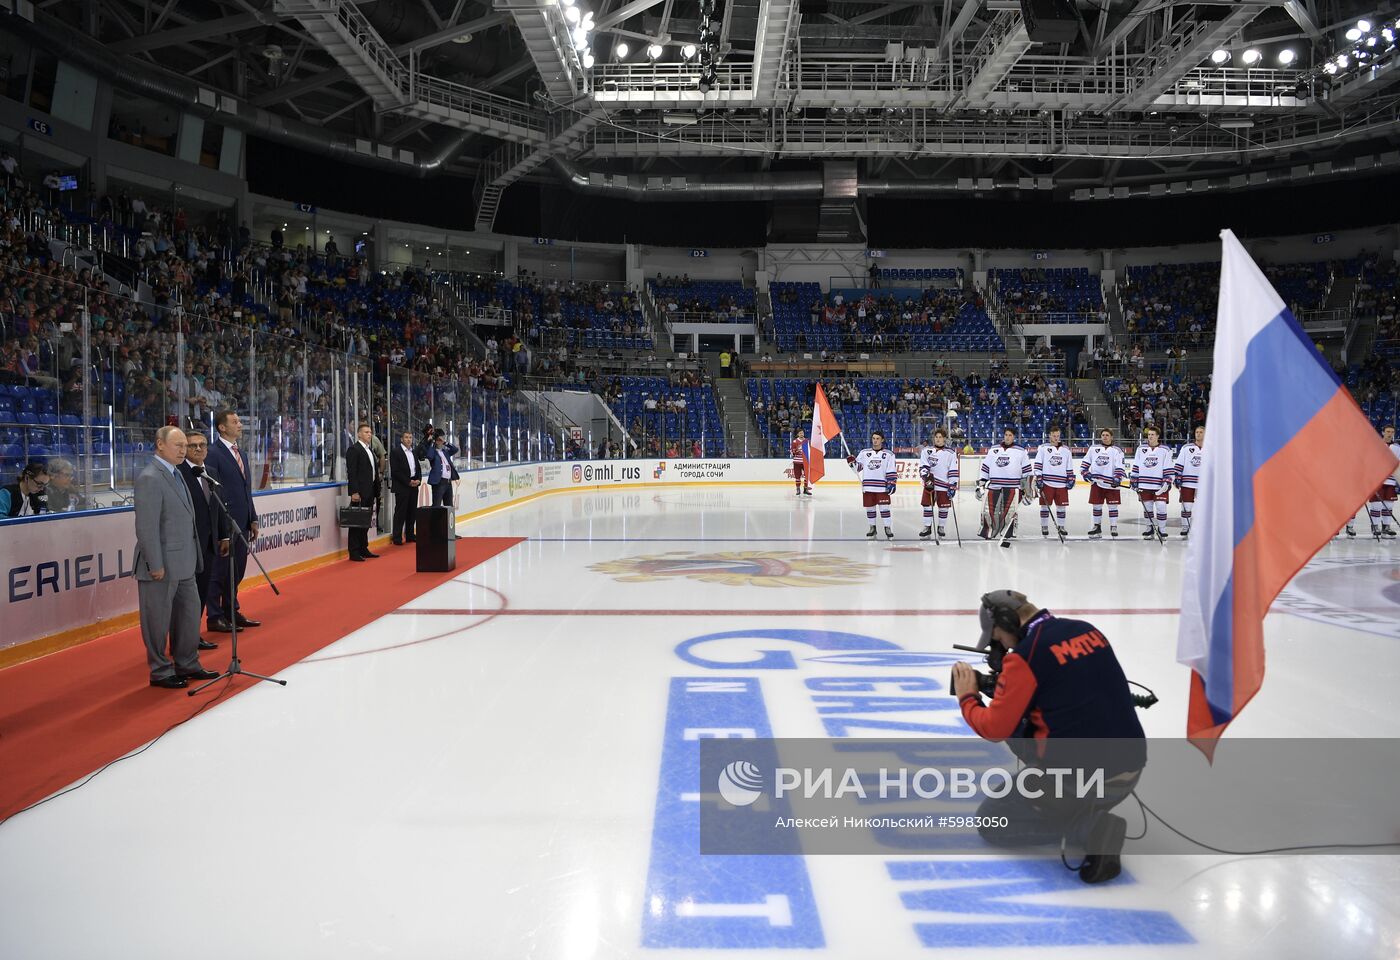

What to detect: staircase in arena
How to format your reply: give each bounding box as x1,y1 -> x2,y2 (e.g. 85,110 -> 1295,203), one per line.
1075,377 -> 1117,435
274,0 -> 409,109
715,375 -> 762,456
1104,284 -> 1129,339
1324,274 -> 1358,313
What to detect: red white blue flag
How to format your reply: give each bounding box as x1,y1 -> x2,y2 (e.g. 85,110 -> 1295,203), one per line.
1177,230 -> 1397,754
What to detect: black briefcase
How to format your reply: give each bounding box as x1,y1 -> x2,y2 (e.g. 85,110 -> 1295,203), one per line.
338,504 -> 373,528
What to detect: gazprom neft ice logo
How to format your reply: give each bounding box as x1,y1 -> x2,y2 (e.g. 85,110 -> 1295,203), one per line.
717,761 -> 765,806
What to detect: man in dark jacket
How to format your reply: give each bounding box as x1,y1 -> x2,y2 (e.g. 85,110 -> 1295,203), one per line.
953,589 -> 1145,884
345,422 -> 379,561
177,432 -> 228,651
204,409 -> 259,632
419,429 -> 460,508
1,462 -> 48,518
389,429 -> 423,545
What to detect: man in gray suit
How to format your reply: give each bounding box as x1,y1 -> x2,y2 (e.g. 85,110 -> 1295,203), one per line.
134,426 -> 219,689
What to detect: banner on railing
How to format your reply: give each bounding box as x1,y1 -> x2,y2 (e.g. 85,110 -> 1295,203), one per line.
1,484 -> 346,651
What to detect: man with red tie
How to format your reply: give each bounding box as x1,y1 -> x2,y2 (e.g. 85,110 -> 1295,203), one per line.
203,409 -> 261,633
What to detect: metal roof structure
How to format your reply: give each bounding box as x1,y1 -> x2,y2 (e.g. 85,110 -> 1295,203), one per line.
18,0 -> 1400,230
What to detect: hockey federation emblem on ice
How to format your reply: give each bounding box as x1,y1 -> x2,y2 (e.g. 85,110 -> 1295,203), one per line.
1272,557 -> 1400,639
589,550 -> 878,587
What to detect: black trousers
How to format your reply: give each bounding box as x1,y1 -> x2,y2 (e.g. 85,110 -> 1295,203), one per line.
207,535 -> 248,620
194,548 -> 213,620
348,525 -> 369,558
393,484 -> 418,540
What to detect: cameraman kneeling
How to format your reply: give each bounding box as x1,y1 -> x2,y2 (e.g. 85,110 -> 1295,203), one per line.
952,589 -> 1145,884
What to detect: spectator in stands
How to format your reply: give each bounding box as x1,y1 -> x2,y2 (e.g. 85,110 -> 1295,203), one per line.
1,461 -> 49,518
43,456 -> 85,513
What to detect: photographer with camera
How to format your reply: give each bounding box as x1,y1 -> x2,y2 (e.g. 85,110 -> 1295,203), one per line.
952,589 -> 1145,884
419,424 -> 460,508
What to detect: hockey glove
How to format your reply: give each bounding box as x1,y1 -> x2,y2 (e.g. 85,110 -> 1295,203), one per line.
974,483 -> 986,501
846,455 -> 856,467
887,482 -> 897,496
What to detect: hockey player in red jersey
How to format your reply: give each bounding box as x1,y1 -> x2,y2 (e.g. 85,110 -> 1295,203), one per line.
848,430 -> 898,539
790,429 -> 812,497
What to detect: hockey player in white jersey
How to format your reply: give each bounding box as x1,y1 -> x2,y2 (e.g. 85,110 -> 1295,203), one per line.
1032,424 -> 1074,538
977,427 -> 1032,546
1080,428 -> 1126,538
847,430 -> 898,539
917,427 -> 960,540
1130,426 -> 1173,540
1173,425 -> 1204,538
1364,424 -> 1400,537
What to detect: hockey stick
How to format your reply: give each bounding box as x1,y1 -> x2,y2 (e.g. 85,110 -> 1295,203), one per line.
1053,493 -> 1067,546
949,492 -> 962,547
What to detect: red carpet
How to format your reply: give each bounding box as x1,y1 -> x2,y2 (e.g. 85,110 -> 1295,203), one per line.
0,537 -> 523,821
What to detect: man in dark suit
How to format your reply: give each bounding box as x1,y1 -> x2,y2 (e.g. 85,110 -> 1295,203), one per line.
420,429 -> 460,508
203,409 -> 260,633
178,431 -> 228,652
345,422 -> 380,561
389,429 -> 423,545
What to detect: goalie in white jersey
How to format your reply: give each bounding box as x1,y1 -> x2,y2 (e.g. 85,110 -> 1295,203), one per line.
917,427 -> 959,540
847,430 -> 898,539
977,427 -> 1032,545
1130,426 -> 1173,539
1079,428 -> 1126,538
1032,424 -> 1074,538
1172,425 -> 1204,538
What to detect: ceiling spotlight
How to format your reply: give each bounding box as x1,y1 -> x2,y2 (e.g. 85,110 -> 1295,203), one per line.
615,41 -> 629,58
1357,19 -> 1372,32
1384,28 -> 1395,42
1210,48 -> 1229,64
1324,61 -> 1339,74
572,26 -> 589,49
1336,54 -> 1349,68
564,4 -> 579,23
647,43 -> 663,59
1242,48 -> 1261,65
1366,35 -> 1377,46
581,10 -> 594,30
1346,27 -> 1362,41
561,0 -> 575,6
681,43 -> 697,59
1277,48 -> 1296,65
583,51 -> 595,68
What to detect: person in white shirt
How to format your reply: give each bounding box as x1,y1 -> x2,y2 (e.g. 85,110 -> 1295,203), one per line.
847,431 -> 897,539
1032,425 -> 1074,538
977,427 -> 1031,545
1130,426 -> 1173,540
1173,425 -> 1204,539
917,428 -> 959,539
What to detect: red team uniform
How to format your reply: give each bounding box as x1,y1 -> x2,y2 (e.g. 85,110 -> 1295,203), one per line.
1033,440 -> 1074,536
1080,442 -> 1126,536
850,445 -> 897,538
1173,440 -> 1203,535
1131,442 -> 1173,537
790,438 -> 811,495
917,444 -> 959,537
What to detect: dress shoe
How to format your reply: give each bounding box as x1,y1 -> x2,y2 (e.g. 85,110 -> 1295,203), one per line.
391,538 -> 404,546
150,675 -> 188,689
405,535 -> 416,542
363,551 -> 380,559
177,668 -> 220,681
207,617 -> 234,633
198,638 -> 218,651
349,554 -> 365,561
234,614 -> 261,628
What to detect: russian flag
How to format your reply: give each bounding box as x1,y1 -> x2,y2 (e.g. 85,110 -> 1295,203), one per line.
808,383 -> 843,485
1177,230 -> 1398,755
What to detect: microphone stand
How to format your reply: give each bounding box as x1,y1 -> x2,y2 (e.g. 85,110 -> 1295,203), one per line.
189,473 -> 286,696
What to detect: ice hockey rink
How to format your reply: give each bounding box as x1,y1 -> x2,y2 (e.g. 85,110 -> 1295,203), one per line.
1,485 -> 1397,960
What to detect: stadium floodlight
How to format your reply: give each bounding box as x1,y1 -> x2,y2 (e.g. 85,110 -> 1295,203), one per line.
1366,35 -> 1378,46
583,51 -> 595,68
1210,48 -> 1230,64
561,0 -> 575,6
1346,27 -> 1362,41
1324,61 -> 1339,74
573,27 -> 589,50
615,41 -> 629,58
1336,54 -> 1349,68
564,4 -> 580,23
1242,48 -> 1261,65
1357,19 -> 1372,32
681,43 -> 697,59
581,10 -> 594,29
1384,28 -> 1395,43
647,43 -> 663,59
1277,48 -> 1296,65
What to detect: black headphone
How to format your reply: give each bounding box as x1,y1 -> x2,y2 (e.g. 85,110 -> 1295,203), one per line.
981,591 -> 1025,640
